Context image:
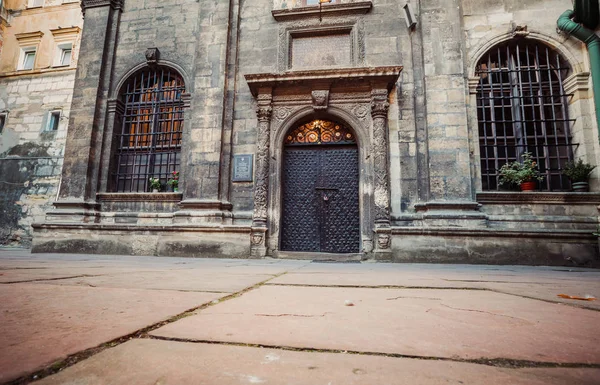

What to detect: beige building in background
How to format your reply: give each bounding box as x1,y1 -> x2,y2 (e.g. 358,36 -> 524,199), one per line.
0,0 -> 82,246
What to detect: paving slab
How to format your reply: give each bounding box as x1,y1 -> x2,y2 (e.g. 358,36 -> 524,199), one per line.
152,285 -> 600,364
36,339 -> 600,385
29,270 -> 277,293
268,263 -> 600,310
0,283 -> 223,383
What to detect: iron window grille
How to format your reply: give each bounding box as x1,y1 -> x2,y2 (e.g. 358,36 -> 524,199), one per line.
475,40 -> 575,191
112,67 -> 185,192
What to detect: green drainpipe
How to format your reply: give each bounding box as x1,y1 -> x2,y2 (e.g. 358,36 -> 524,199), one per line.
557,9 -> 600,141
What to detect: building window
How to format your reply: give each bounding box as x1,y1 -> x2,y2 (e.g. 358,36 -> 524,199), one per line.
46,111 -> 61,131
19,48 -> 36,70
54,43 -> 72,67
475,40 -> 574,191
112,67 -> 185,192
0,114 -> 6,134
28,0 -> 44,8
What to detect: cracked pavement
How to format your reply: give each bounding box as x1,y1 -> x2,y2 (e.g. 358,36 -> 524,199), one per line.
1,249 -> 600,384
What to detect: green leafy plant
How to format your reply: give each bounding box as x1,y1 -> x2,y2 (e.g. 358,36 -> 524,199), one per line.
498,152 -> 544,186
167,171 -> 179,189
149,177 -> 161,191
562,159 -> 596,183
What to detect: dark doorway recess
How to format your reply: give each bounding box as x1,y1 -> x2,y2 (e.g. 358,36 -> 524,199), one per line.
281,120 -> 360,253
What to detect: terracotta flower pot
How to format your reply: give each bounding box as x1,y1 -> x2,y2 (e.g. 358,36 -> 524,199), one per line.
520,181 -> 536,192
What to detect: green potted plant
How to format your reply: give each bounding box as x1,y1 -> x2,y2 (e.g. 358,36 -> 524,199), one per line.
562,158 -> 596,192
498,152 -> 544,192
149,177 -> 161,193
167,171 -> 179,192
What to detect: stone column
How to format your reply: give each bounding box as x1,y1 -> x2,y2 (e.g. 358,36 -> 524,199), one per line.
371,88 -> 392,255
47,0 -> 123,222
250,91 -> 273,257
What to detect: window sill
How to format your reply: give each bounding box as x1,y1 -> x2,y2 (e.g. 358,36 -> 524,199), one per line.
97,192 -> 183,202
272,1 -> 372,21
476,191 -> 600,205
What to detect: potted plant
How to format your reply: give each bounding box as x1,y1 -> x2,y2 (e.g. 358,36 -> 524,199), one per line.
498,152 -> 544,192
149,177 -> 161,193
562,159 -> 596,192
167,171 -> 179,192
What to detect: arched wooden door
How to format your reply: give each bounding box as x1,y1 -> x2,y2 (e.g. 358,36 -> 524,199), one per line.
281,120 -> 360,253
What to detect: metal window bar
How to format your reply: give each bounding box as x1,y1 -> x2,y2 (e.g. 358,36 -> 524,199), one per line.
475,41 -> 575,191
112,67 -> 185,192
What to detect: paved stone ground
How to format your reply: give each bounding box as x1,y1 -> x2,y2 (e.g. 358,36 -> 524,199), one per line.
1,249 -> 600,384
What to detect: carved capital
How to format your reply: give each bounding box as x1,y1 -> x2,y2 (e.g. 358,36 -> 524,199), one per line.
370,89 -> 390,118
311,90 -> 330,111
256,105 -> 273,122
256,93 -> 273,122
145,48 -> 160,66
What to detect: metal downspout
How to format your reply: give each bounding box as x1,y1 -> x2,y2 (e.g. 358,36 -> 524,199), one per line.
557,9 -> 600,141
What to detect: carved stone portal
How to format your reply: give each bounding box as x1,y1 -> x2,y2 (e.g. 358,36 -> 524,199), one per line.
245,67 -> 402,257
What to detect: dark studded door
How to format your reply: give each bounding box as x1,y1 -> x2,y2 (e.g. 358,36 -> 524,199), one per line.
281,120 -> 360,253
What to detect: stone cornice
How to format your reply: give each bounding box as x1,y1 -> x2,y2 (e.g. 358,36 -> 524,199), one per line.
476,192 -> 600,205
50,26 -> 81,40
32,223 -> 252,233
15,31 -> 44,45
81,0 -> 124,11
391,226 -> 596,240
271,1 -> 373,21
245,66 -> 402,97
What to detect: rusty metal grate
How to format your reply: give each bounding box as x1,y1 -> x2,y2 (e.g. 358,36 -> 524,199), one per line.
112,67 -> 185,192
475,40 -> 575,191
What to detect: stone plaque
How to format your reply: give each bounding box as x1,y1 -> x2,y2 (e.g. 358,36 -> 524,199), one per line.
232,154 -> 254,182
291,32 -> 351,69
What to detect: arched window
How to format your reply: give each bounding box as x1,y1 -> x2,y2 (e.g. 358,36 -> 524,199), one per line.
111,67 -> 185,192
475,40 -> 574,191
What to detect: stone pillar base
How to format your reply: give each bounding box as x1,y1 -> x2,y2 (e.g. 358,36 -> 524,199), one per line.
373,226 -> 393,260
414,201 -> 488,228
45,200 -> 101,223
250,227 -> 267,258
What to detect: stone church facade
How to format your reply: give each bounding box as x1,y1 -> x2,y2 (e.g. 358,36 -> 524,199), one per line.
31,0 -> 600,265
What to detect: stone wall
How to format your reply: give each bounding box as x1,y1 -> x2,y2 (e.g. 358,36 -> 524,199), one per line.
0,71 -> 75,245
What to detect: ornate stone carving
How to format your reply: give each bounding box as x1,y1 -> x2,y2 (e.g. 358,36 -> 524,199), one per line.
253,93 -> 273,227
371,89 -> 390,118
277,17 -> 366,72
273,106 -> 293,121
351,104 -> 369,120
311,90 -> 329,110
251,232 -> 264,245
371,89 -> 391,225
362,238 -> 374,253
145,48 -> 160,66
377,233 -> 391,250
